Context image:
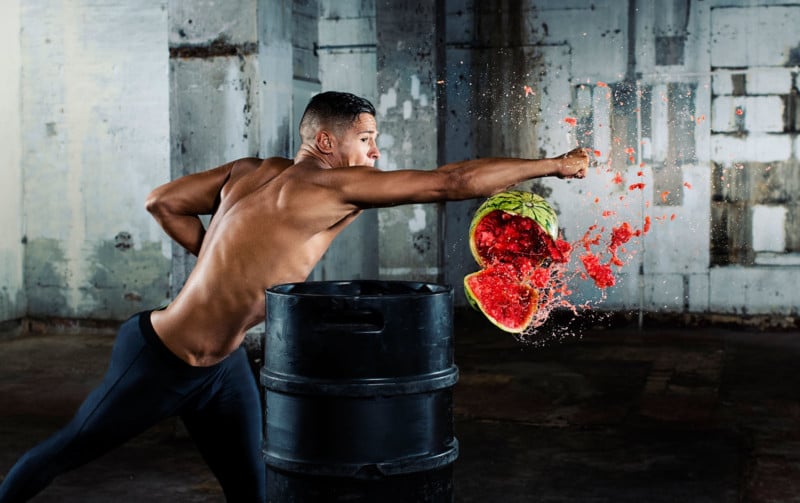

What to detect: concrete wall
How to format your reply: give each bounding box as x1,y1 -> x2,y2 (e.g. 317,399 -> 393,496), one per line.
0,0 -> 25,324
19,0 -> 171,320
375,1 -> 443,283
587,0 -> 796,316
4,0 -> 799,324
439,0 -> 800,316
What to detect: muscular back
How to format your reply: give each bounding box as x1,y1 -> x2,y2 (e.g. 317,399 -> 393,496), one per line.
150,157 -> 362,366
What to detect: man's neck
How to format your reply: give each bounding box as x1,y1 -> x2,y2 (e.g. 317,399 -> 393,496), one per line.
294,143 -> 335,168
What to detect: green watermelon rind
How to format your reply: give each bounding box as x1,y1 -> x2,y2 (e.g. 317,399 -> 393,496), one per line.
468,190 -> 559,267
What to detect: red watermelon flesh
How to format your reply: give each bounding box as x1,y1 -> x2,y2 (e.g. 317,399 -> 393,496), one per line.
464,263 -> 539,333
466,212 -> 573,333
473,210 -> 572,269
473,210 -> 553,269
465,192 -> 573,333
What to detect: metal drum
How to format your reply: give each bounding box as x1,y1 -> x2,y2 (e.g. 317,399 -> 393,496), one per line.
262,280 -> 458,502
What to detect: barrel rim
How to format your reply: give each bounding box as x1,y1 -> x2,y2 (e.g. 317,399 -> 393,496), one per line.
263,439 -> 459,477
266,280 -> 453,298
261,366 -> 459,397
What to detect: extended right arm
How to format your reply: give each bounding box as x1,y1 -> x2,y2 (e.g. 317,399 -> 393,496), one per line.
328,147 -> 590,209
434,147 -> 589,195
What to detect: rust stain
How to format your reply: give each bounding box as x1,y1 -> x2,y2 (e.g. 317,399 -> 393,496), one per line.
170,36 -> 257,59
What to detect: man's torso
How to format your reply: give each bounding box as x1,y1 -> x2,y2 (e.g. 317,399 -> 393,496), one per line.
151,157 -> 362,366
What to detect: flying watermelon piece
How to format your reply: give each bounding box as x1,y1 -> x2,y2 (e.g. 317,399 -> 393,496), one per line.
464,190 -> 568,333
464,263 -> 539,333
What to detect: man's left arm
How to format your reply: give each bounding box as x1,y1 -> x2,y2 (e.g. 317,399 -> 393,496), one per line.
145,161 -> 237,256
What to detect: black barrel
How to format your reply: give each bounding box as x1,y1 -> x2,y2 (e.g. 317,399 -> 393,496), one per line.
261,280 -> 458,502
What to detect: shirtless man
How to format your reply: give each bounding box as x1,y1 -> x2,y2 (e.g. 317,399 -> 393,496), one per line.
0,91 -> 588,502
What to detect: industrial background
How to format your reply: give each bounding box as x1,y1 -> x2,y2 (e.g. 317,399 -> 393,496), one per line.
2,0 -> 800,329
2,1 -> 800,502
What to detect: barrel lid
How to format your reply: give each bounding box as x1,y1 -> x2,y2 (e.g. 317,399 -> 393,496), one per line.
267,280 -> 452,298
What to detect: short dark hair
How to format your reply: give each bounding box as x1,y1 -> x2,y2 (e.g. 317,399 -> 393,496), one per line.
299,91 -> 376,141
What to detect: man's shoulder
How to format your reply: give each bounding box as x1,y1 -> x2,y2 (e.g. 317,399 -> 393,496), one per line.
226,157 -> 292,181
260,156 -> 294,168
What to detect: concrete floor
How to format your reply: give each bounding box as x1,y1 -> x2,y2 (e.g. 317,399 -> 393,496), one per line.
1,310 -> 799,502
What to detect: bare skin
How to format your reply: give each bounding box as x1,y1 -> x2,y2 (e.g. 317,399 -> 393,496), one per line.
146,113 -> 589,366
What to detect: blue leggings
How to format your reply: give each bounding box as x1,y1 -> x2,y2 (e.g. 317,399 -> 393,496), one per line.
0,311 -> 265,502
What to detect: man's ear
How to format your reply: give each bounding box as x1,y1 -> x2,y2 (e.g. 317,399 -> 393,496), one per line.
316,131 -> 335,154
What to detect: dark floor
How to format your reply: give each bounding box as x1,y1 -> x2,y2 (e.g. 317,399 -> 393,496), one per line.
1,310 -> 799,502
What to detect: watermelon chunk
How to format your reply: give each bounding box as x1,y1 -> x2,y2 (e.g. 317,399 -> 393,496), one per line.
464,191 -> 566,333
464,264 -> 538,333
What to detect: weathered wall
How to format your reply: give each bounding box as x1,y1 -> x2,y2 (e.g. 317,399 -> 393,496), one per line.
443,0 -> 574,303
20,0 -> 171,320
705,3 -> 800,314
0,0 -> 25,324
541,0 -> 799,316
375,0 -> 443,283
5,0 -> 799,323
440,0 -> 800,316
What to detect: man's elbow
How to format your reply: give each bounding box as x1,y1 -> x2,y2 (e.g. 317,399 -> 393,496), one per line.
144,189 -> 168,217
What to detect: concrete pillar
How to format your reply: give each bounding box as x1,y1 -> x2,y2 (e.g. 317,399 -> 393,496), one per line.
442,1 -> 478,304
22,0 -> 170,319
443,0 -> 549,305
258,0 -> 294,157
375,0 -> 442,283
312,0 -> 379,281
168,0 -> 263,292
291,0 -> 322,155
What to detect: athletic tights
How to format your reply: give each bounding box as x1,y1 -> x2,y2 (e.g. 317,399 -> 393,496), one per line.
0,311 -> 265,502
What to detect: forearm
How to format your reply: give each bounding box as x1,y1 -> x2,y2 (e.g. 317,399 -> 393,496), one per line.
146,198 -> 206,256
437,157 -> 561,199
435,148 -> 588,200
143,162 -> 238,255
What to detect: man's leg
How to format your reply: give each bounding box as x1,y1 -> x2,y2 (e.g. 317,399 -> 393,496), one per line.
181,347 -> 265,503
0,313 -> 185,502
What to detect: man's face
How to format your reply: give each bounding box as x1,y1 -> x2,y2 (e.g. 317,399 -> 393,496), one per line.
334,113 -> 380,167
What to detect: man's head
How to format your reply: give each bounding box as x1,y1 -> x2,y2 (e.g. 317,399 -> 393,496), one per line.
299,91 -> 376,140
299,91 -> 380,167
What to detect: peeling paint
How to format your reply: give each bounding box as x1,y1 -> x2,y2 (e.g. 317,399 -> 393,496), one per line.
378,87 -> 397,117
87,239 -> 170,319
402,100 -> 412,119
376,0 -> 440,283
0,251 -> 25,321
408,205 -> 426,233
10,0 -> 800,321
24,238 -> 69,317
410,75 -> 420,99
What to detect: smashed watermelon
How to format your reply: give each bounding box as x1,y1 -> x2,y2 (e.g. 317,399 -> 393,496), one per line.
464,191 -> 570,333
